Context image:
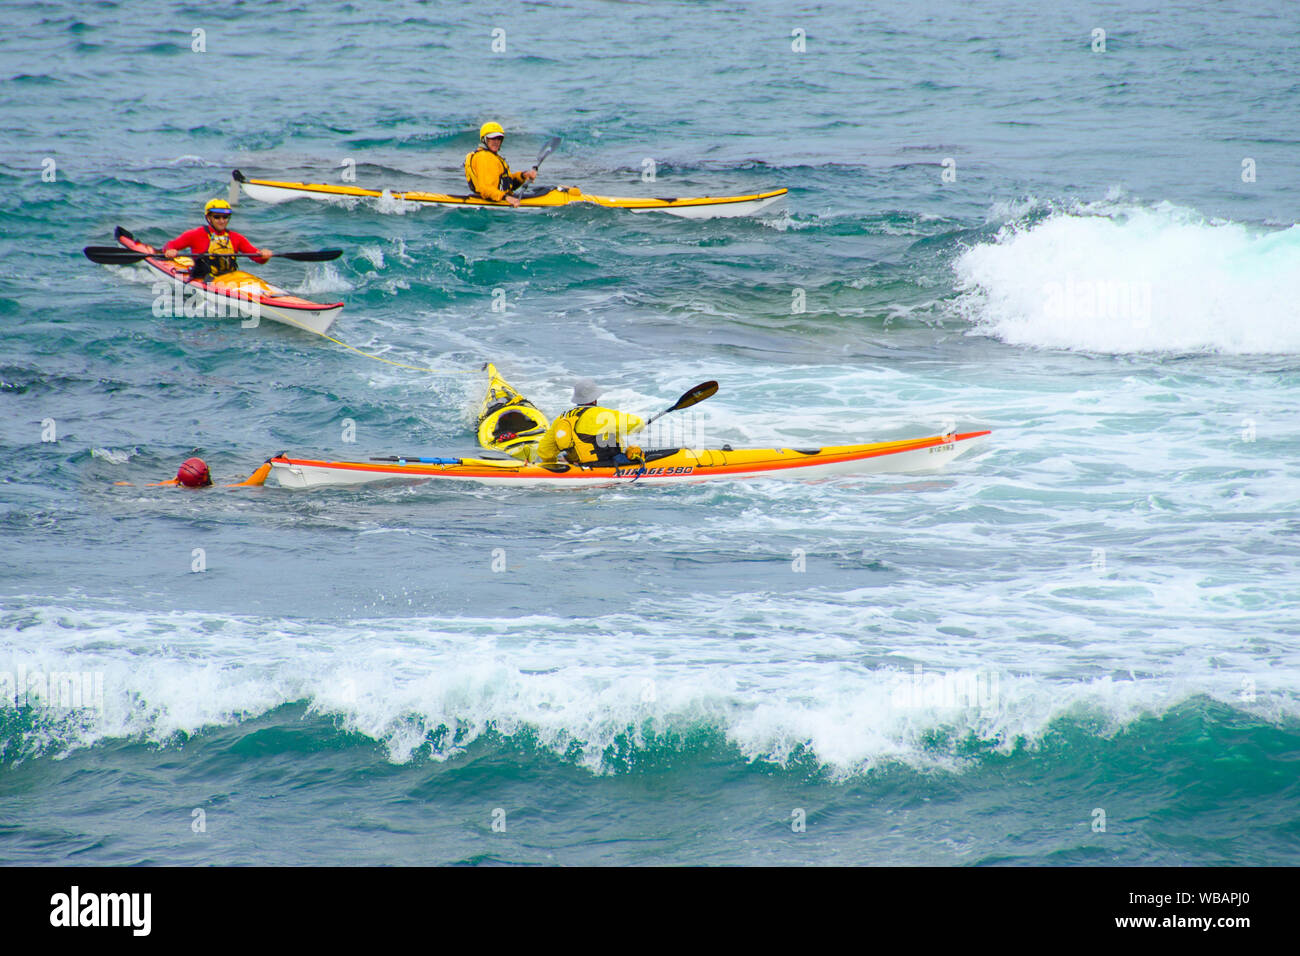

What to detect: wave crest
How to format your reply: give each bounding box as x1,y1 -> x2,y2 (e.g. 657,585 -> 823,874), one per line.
952,202 -> 1300,354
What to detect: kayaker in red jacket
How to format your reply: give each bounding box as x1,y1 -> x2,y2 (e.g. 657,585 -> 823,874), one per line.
163,198 -> 272,280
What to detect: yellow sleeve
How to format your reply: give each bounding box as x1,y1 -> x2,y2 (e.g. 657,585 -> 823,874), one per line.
535,417 -> 573,463
466,151 -> 509,201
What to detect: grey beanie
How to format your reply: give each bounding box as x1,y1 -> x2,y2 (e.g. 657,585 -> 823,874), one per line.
572,378 -> 601,405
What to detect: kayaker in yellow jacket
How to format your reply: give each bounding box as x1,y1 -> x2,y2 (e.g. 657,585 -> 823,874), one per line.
536,379 -> 645,466
464,122 -> 537,206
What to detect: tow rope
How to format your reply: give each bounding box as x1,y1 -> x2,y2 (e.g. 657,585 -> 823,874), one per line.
268,310 -> 477,375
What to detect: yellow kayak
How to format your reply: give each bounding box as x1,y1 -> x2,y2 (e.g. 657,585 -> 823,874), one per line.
232,170 -> 786,219
477,363 -> 550,460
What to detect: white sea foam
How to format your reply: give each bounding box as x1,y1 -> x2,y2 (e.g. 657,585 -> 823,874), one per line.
357,244 -> 386,270
953,202 -> 1300,354
90,447 -> 135,464
373,190 -> 419,215
294,263 -> 353,295
3,598 -> 1293,776
759,211 -> 808,232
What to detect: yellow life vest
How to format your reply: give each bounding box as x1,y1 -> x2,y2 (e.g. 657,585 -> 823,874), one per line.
547,406 -> 643,465
202,228 -> 239,277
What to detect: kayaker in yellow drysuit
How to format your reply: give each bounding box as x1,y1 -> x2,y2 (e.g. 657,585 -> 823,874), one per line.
464,122 -> 537,206
536,379 -> 646,466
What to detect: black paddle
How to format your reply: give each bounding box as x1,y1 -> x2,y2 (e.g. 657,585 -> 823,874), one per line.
644,381 -> 719,426
84,247 -> 343,265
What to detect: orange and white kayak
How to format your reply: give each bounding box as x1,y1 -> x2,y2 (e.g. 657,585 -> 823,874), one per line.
232,170 -> 787,219
261,365 -> 990,490
266,434 -> 990,489
114,227 -> 344,335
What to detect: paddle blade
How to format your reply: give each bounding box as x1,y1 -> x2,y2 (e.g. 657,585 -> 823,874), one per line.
643,381 -> 720,426
669,380 -> 718,412
277,249 -> 343,262
84,247 -> 152,264
534,136 -> 562,167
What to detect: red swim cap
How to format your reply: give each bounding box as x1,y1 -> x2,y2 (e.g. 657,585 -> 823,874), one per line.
176,457 -> 212,487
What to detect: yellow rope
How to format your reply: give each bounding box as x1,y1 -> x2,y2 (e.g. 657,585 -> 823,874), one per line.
275,311 -> 477,375
157,249 -> 476,374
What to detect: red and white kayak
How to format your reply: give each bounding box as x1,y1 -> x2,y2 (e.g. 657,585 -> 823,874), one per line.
113,226 -> 344,335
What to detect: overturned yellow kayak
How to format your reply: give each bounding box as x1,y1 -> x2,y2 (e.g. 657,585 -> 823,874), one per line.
477,363 -> 549,460
232,170 -> 787,219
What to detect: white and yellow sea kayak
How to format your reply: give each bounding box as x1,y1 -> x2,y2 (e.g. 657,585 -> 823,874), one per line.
262,364 -> 990,489
232,170 -> 787,219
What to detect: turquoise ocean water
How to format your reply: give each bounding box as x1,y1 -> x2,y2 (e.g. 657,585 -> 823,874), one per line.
2,0 -> 1299,865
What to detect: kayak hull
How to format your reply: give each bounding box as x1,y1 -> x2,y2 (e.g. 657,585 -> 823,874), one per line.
115,227 -> 344,335
233,171 -> 787,219
266,432 -> 991,489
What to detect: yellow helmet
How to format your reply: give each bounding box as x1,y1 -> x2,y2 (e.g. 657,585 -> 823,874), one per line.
479,121 -> 505,142
203,198 -> 233,217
